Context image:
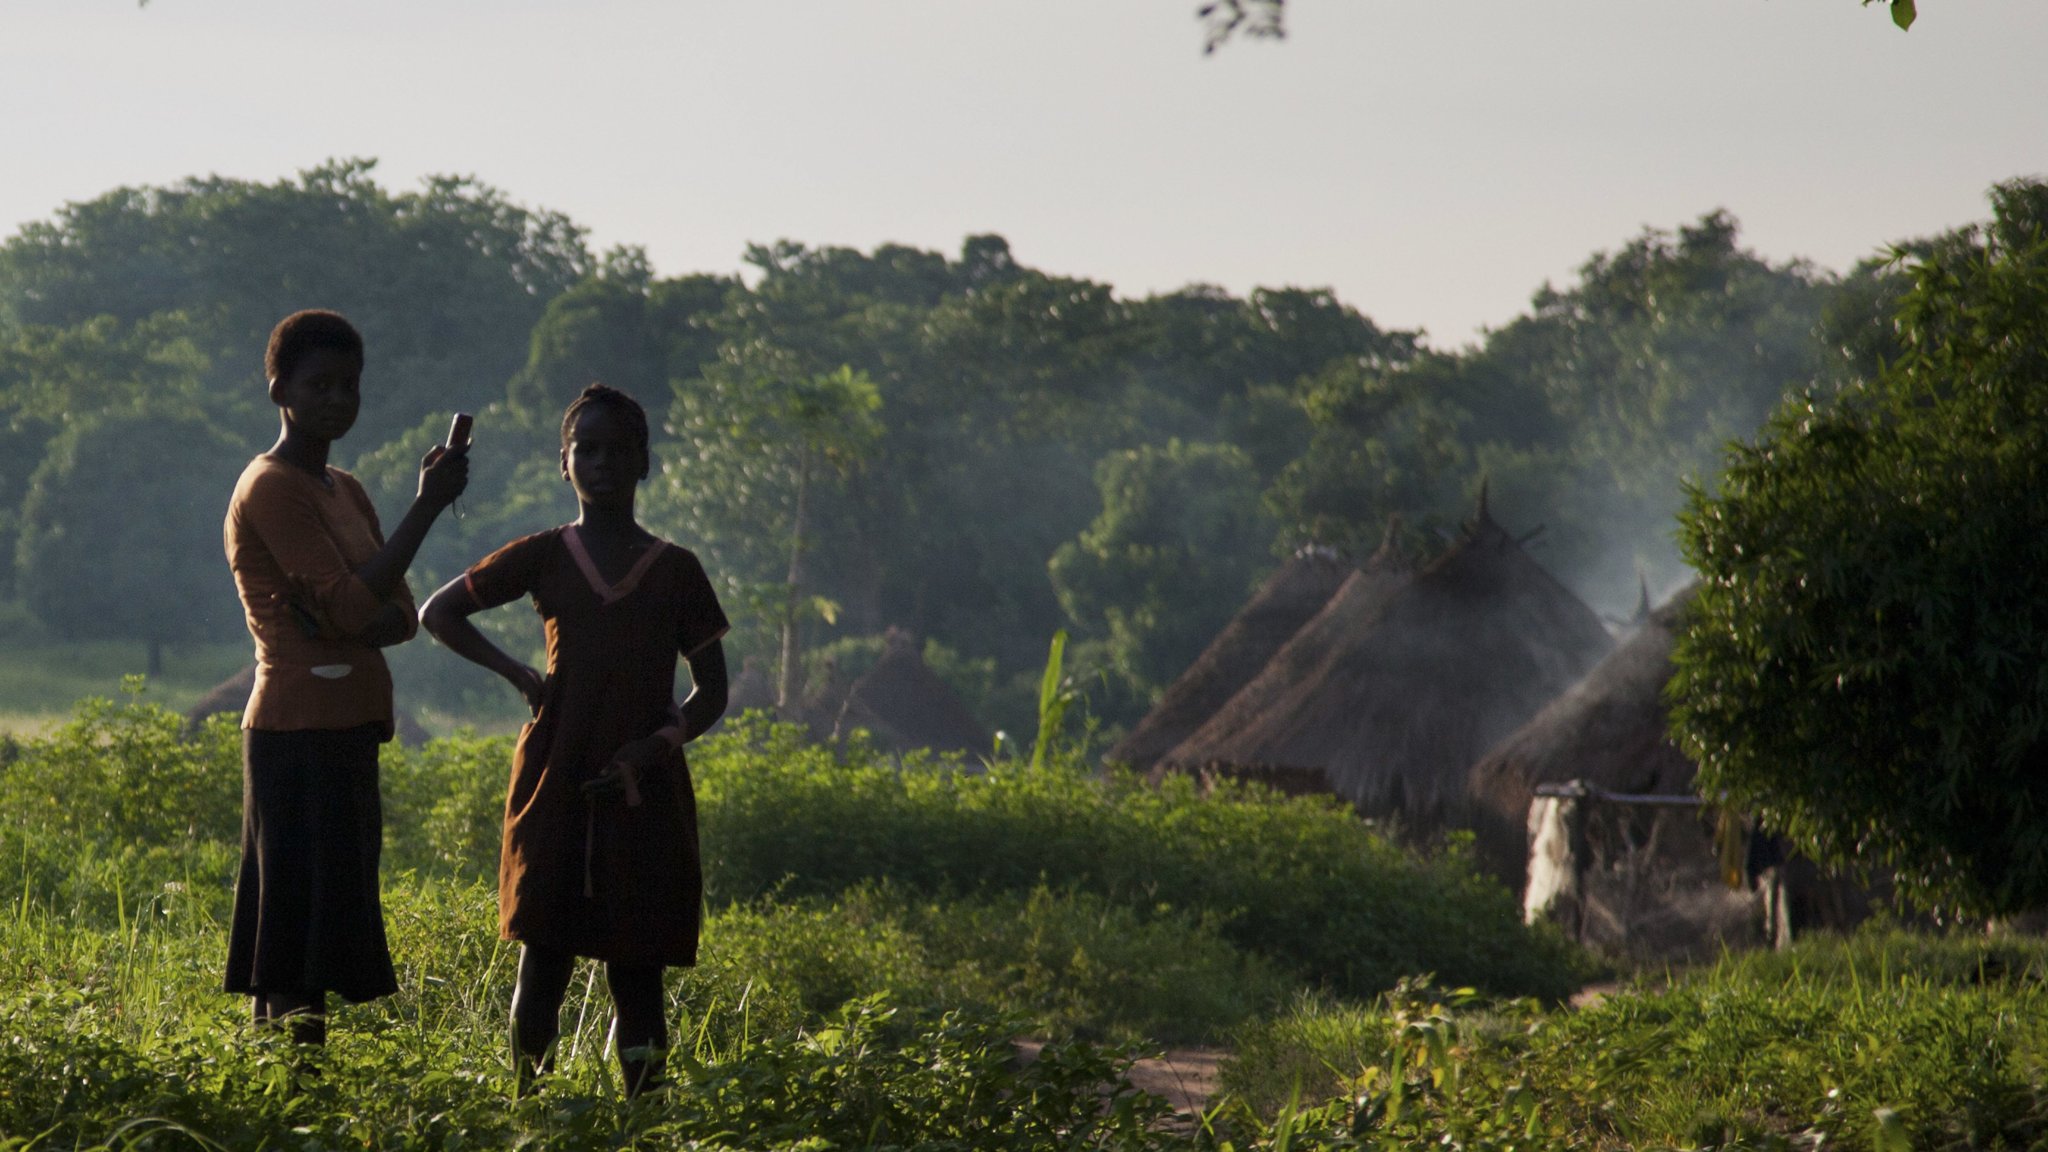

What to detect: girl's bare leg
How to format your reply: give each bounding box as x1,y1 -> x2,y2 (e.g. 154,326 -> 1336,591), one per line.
510,944 -> 575,1096
606,963 -> 667,1098
256,990 -> 327,1046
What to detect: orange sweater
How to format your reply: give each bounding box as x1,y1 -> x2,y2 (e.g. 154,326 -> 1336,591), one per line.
224,455 -> 415,738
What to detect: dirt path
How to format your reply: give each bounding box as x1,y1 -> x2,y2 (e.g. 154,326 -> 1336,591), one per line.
1013,1041 -> 1227,1121
1126,1048 -> 1226,1118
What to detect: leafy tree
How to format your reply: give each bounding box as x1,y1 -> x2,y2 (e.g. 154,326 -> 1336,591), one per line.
0,314 -> 218,596
674,237 -> 1134,676
1050,439 -> 1274,704
660,352 -> 884,705
506,249 -> 735,422
1262,357 -> 1471,558
15,405 -> 246,674
0,158 -> 589,450
1123,285 -> 1419,477
1670,178 -> 2048,915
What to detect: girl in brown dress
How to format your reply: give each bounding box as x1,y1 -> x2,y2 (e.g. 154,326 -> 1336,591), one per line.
420,383 -> 728,1098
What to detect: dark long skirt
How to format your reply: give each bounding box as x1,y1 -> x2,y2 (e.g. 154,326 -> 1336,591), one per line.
224,724 -> 398,1003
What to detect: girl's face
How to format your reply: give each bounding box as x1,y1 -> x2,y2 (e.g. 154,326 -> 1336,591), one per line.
270,347 -> 362,442
561,404 -> 647,506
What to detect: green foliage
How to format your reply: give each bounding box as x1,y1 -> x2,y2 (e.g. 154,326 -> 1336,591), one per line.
1672,178 -> 2048,915
0,683 -> 240,853
695,715 -> 1583,1002
1456,211 -> 1830,600
658,353 -> 884,676
20,691 -> 2047,1151
1051,440 -> 1274,702
1262,357 -> 1471,557
1219,933 -> 2048,1150
715,882 -> 1287,1044
15,407 -> 248,661
381,731 -> 518,880
0,872 -> 1175,1152
0,315 -> 221,601
0,158 -> 589,451
805,632 -> 1000,724
0,161 -> 1854,717
1030,630 -> 1077,771
507,247 -> 735,422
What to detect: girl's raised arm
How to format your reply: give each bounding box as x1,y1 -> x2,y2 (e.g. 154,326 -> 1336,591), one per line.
420,578 -> 544,714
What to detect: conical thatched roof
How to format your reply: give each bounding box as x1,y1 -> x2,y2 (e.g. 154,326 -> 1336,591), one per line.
185,662 -> 428,745
1466,584 -> 1699,886
1153,536 -> 1412,783
1107,545 -> 1352,771
185,664 -> 257,730
1161,499 -> 1613,832
833,627 -> 991,758
725,656 -> 777,715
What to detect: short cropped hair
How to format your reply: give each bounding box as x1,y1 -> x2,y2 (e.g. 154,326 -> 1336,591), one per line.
561,383 -> 651,465
265,310 -> 363,383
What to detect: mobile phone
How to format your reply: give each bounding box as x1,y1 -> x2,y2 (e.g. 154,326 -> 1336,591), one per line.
446,412 -> 473,451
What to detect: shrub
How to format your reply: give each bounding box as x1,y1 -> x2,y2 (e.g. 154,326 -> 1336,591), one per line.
0,683 -> 240,851
694,715 -> 1583,1001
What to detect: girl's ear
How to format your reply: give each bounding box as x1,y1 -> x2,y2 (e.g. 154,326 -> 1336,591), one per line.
560,446 -> 571,481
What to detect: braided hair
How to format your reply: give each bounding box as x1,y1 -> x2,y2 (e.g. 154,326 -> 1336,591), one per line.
561,383 -> 651,474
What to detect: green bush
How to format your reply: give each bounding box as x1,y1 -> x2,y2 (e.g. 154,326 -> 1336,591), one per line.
0,870 -> 1173,1152
694,714 -> 1583,1002
712,882 -> 1287,1044
0,684 -> 240,851
381,731 -> 515,880
1,698 -> 1581,1006
1217,936 -> 2048,1151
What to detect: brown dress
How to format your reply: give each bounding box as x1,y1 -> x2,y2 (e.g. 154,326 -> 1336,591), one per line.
464,526 -> 729,966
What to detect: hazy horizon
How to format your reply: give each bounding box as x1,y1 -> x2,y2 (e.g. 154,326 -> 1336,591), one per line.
4,0 -> 2044,345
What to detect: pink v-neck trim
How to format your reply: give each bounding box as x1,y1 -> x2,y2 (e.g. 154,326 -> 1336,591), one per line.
562,525 -> 666,606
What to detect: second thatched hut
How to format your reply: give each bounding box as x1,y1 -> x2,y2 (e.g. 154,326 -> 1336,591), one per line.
1161,497 -> 1613,834
831,627 -> 992,759
1107,545 -> 1352,772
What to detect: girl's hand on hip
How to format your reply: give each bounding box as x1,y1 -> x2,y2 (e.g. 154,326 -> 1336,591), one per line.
507,664 -> 545,716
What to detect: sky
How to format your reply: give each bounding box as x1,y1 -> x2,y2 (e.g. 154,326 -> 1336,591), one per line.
2,0 -> 2044,346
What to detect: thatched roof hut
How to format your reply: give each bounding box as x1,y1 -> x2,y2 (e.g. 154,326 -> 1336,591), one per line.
1149,532 -> 1413,792
185,663 -> 430,745
1161,496 -> 1613,832
724,656 -> 777,716
1462,584 -> 1877,961
832,627 -> 991,758
1107,545 -> 1352,772
1465,585 -> 1699,888
185,664 -> 257,731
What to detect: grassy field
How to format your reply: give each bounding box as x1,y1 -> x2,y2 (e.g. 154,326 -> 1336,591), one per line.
0,640 -> 248,736
4,690 -> 2046,1150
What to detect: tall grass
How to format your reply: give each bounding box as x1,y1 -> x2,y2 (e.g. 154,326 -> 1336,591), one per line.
1220,931 -> 2048,1151
0,687 -> 1588,1149
6,688 -> 2048,1150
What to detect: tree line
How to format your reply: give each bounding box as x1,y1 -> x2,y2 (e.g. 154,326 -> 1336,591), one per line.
0,157 -> 1884,733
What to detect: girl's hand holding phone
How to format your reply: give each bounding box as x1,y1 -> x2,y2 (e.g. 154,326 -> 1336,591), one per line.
584,736 -> 670,806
